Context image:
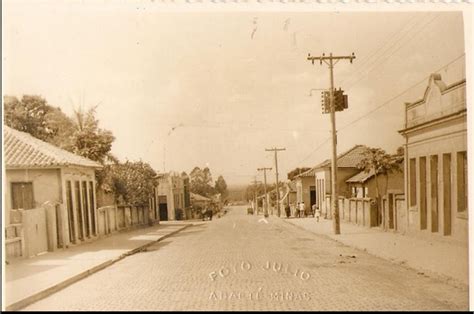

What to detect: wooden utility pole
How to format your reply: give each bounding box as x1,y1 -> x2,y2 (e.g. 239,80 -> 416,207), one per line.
265,147 -> 286,217
307,52 -> 355,235
257,167 -> 272,218
251,178 -> 262,215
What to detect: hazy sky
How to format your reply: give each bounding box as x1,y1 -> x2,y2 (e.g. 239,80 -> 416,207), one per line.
3,2 -> 470,186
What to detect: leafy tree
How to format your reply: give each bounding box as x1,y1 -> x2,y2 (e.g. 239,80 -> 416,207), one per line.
44,106 -> 76,150
357,147 -> 403,225
100,161 -> 157,206
4,95 -> 116,165
190,166 -> 215,197
214,175 -> 229,199
69,106 -> 115,164
4,95 -> 56,141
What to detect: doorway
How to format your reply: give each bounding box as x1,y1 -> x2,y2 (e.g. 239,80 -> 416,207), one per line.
310,186 -> 316,209
158,196 -> 168,221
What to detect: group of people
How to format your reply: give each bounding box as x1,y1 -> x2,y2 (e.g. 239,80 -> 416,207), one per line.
284,202 -> 321,221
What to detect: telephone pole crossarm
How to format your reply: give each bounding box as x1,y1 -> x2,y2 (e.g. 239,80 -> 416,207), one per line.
307,53 -> 356,65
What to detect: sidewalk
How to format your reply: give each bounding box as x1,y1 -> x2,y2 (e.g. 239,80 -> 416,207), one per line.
4,221 -> 196,311
282,217 -> 469,287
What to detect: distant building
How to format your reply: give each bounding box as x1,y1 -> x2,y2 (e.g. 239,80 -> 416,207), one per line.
156,172 -> 190,221
4,126 -> 102,258
346,165 -> 404,200
293,168 -> 317,211
313,145 -> 368,218
399,74 -> 467,242
190,192 -> 212,211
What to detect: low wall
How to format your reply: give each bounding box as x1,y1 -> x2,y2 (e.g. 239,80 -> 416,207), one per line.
97,205 -> 155,237
325,195 -> 377,227
6,204 -> 66,259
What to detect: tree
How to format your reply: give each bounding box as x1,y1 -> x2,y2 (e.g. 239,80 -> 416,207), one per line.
4,95 -> 116,165
44,106 -> 76,150
70,106 -> 115,164
214,175 -> 229,199
100,161 -> 157,206
357,147 -> 403,227
4,95 -> 56,141
190,167 -> 215,197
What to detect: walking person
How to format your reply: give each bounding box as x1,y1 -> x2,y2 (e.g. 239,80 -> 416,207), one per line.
311,203 -> 317,217
315,205 -> 321,222
299,202 -> 305,218
285,203 -> 291,218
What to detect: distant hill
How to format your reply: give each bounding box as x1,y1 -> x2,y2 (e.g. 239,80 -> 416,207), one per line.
227,184 -> 248,202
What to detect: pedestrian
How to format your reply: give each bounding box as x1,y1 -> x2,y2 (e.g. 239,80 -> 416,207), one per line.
315,205 -> 321,222
295,202 -> 300,218
285,204 -> 291,218
311,203 -> 317,217
299,202 -> 305,218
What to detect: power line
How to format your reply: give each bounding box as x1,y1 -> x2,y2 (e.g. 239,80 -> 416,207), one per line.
341,14 -> 439,88
343,14 -> 442,91
338,53 -> 465,132
338,13 -> 425,86
291,53 -> 465,170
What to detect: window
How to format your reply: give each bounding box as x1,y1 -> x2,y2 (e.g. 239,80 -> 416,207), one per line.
11,182 -> 34,209
409,158 -> 417,206
457,151 -> 468,214
351,187 -> 357,197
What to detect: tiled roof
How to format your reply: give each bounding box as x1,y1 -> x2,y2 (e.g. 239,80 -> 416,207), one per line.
346,169 -> 375,183
295,145 -> 368,179
4,126 -> 102,169
316,145 -> 368,169
297,167 -> 317,177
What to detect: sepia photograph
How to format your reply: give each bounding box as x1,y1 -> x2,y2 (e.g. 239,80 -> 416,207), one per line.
2,0 -> 473,311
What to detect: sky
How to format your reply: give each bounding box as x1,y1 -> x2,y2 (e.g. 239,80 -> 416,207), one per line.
2,2 -> 470,186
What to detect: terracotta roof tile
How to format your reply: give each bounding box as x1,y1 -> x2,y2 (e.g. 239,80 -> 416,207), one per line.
4,126 -> 102,169
346,169 -> 375,183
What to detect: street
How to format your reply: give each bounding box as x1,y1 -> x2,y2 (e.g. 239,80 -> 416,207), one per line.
23,206 -> 468,311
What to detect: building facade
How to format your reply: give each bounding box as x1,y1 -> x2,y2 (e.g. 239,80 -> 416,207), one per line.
156,172 -> 190,221
4,126 -> 102,258
399,74 -> 467,242
313,145 -> 368,218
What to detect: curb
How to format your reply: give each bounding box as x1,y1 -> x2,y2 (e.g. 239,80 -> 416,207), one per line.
6,224 -> 193,311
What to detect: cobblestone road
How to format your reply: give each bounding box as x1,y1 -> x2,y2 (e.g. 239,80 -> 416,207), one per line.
23,206 -> 468,311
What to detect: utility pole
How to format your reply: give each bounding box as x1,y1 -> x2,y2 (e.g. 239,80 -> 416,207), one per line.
307,52 -> 355,235
257,167 -> 272,218
250,177 -> 262,215
265,147 -> 286,217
